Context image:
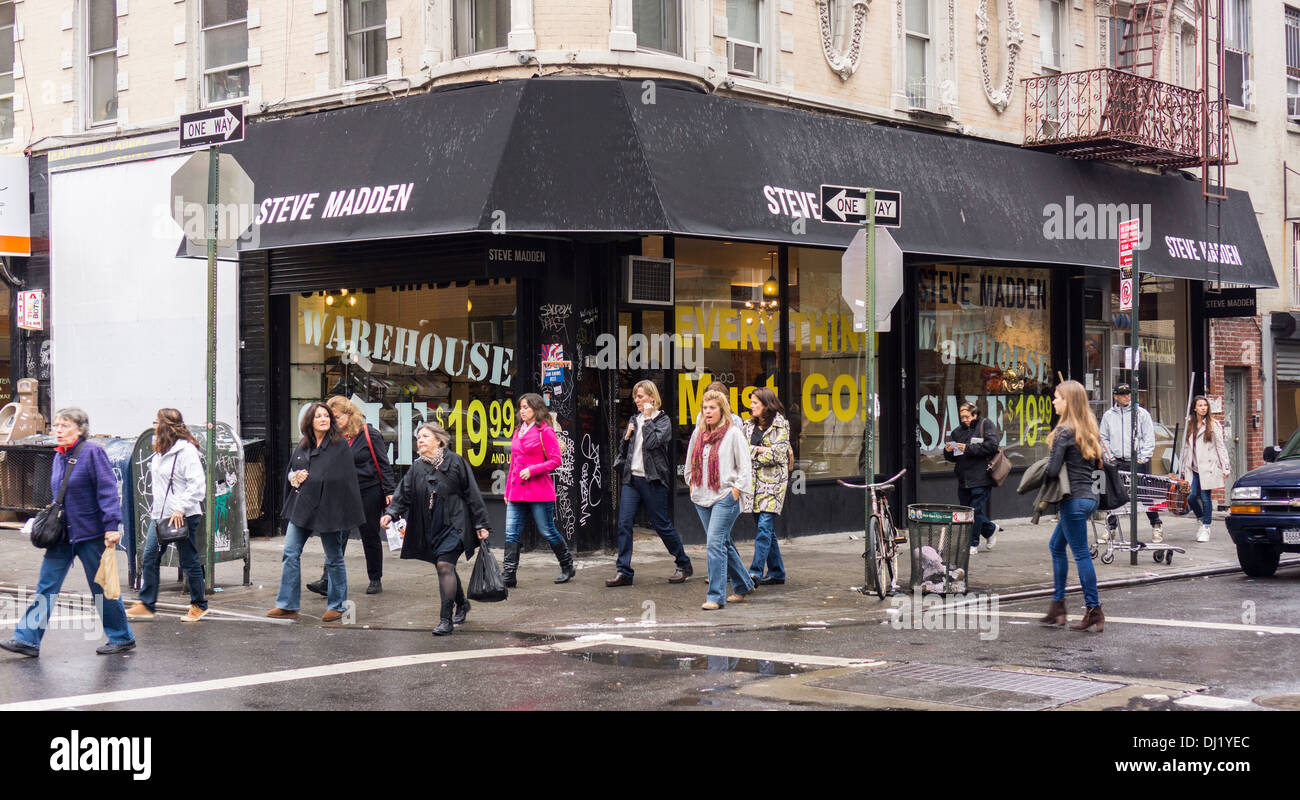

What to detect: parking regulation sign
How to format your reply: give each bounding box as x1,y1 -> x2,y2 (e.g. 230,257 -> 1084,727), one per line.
1119,277 -> 1134,312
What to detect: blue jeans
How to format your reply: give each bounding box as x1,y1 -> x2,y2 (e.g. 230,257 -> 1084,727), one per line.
958,486 -> 996,546
276,523 -> 348,612
11,537 -> 134,650
504,501 -> 563,546
139,515 -> 207,610
1185,473 -> 1214,525
749,511 -> 786,581
1049,496 -> 1100,608
616,477 -> 691,577
694,494 -> 754,605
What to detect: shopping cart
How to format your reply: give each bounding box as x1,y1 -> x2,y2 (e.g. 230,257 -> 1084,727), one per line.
1091,470 -> 1190,565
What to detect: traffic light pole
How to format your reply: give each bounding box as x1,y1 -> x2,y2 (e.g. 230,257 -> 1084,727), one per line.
204,145 -> 219,592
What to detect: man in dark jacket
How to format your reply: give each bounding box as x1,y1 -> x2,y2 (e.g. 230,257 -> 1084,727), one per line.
943,402 -> 1002,555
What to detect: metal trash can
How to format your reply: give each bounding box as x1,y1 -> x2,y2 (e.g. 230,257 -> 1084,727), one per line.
907,505 -> 975,594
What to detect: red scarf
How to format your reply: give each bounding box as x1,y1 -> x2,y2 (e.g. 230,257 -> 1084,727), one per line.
690,424 -> 729,491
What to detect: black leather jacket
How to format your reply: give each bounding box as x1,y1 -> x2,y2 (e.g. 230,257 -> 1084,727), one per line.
617,411 -> 673,486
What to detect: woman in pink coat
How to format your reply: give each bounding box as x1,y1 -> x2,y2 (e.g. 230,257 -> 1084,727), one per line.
501,393 -> 575,586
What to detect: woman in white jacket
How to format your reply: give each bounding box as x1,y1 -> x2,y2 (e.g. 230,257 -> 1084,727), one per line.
126,409 -> 209,622
1179,396 -> 1231,543
686,390 -> 755,610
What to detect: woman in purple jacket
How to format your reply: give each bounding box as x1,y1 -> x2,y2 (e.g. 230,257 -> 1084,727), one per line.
501,393 -> 575,586
1,408 -> 135,658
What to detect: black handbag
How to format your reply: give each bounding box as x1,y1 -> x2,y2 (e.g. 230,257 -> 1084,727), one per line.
1097,457 -> 1130,511
155,456 -> 189,544
30,441 -> 83,549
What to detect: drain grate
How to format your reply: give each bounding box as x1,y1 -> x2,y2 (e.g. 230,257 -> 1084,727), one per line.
807,662 -> 1125,710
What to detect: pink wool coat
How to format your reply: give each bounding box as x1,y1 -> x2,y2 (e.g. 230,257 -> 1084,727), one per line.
505,423 -> 563,502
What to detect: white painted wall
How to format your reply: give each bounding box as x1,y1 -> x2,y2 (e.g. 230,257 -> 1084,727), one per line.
50,155 -> 239,439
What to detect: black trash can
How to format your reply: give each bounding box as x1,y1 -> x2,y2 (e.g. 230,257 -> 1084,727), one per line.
907,504 -> 975,594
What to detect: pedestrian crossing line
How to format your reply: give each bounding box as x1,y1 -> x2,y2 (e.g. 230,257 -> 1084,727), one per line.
0,635 -> 881,711
0,640 -> 603,711
994,611 -> 1300,635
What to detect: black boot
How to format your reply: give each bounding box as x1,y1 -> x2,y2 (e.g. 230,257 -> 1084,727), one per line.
306,570 -> 328,597
502,541 -> 520,588
549,538 -> 576,584
453,581 -> 470,625
432,600 -> 455,636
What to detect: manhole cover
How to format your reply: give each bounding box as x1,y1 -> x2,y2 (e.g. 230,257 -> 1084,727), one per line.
808,662 -> 1124,710
1253,694 -> 1300,710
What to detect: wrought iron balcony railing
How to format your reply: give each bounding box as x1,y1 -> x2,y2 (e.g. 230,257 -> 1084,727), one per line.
1023,68 -> 1212,168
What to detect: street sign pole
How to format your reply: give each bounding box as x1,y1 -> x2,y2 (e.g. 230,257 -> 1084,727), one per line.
863,188 -> 877,589
1129,243 -> 1140,565
205,145 -> 219,592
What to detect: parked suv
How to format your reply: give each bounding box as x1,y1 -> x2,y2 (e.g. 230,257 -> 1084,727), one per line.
1226,429 -> 1300,577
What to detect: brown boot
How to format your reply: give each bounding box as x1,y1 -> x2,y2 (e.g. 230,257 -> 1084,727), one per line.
1069,605 -> 1105,632
1038,599 -> 1067,626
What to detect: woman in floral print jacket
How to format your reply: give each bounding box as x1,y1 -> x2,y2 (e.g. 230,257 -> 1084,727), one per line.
742,388 -> 791,586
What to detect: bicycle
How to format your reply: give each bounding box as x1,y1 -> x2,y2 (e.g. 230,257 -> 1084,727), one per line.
837,469 -> 907,599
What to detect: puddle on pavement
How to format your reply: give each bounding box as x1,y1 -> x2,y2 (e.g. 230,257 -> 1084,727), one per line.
565,650 -> 809,675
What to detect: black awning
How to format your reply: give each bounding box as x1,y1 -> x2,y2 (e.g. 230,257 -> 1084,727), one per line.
231,77 -> 1276,288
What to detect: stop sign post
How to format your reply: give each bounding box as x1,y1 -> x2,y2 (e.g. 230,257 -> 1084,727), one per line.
170,123 -> 253,593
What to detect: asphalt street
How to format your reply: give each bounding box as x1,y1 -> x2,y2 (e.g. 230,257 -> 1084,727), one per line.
3,566 -> 1297,712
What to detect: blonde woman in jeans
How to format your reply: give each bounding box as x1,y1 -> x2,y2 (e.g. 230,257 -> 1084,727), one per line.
686,390 -> 755,610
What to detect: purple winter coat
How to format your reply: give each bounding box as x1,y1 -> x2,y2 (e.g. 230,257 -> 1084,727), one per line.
51,439 -> 123,543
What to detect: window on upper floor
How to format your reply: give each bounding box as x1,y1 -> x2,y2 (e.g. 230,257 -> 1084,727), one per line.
1180,26 -> 1197,89
1225,0 -> 1251,107
904,0 -> 931,106
345,0 -> 388,80
726,0 -> 763,79
827,0 -> 847,52
86,0 -> 117,125
454,0 -> 509,57
203,0 -> 249,104
0,1 -> 13,141
634,0 -> 683,56
1286,6 -> 1300,119
1109,9 -> 1134,70
1040,0 -> 1064,73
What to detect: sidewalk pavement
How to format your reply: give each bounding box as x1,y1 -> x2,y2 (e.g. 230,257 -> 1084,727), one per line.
1,513 -> 1291,636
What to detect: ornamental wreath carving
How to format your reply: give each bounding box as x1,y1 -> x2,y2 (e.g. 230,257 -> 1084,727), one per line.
976,0 -> 1024,113
817,0 -> 871,80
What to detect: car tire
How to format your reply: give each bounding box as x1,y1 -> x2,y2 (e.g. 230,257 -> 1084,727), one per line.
1236,542 -> 1281,578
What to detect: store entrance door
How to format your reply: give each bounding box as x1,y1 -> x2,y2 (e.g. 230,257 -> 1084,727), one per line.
1084,325 -> 1112,420
1224,368 -> 1248,488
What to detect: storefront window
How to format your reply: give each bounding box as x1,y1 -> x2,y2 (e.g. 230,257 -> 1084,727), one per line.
789,246 -> 874,479
917,265 -> 1054,474
288,280 -> 517,492
672,240 -> 781,468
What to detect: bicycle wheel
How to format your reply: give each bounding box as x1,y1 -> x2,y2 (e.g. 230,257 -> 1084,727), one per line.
866,516 -> 888,599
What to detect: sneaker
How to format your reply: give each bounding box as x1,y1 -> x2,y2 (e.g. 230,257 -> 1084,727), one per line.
1196,524 -> 1211,543
181,605 -> 209,623
969,546 -> 979,556
1151,524 -> 1164,543
985,527 -> 999,551
125,602 -> 156,620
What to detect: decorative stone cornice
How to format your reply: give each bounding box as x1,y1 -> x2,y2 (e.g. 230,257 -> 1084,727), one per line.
976,0 -> 1023,113
817,0 -> 871,80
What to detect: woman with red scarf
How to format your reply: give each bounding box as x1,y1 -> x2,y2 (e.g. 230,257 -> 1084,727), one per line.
685,390 -> 755,610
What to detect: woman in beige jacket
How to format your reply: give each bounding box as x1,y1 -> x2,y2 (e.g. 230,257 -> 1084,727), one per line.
1179,396 -> 1231,543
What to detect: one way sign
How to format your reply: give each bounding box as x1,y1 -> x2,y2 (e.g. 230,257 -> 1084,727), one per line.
820,185 -> 902,227
179,104 -> 244,149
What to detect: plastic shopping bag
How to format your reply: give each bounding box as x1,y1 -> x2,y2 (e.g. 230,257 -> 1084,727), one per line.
467,545 -> 508,602
385,519 -> 406,552
94,545 -> 121,601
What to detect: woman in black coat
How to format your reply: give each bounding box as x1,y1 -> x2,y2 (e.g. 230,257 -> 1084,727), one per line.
382,421 -> 491,635
305,396 -> 396,597
268,402 -> 366,622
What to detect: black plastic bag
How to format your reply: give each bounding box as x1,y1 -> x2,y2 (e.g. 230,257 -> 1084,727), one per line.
1097,458 -> 1130,511
468,545 -> 509,602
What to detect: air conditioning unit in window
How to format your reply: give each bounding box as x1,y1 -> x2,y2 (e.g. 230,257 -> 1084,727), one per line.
1289,94 -> 1300,123
624,256 -> 675,306
727,39 -> 760,78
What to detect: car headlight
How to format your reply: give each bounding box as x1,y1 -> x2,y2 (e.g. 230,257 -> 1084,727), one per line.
1230,486 -> 1261,500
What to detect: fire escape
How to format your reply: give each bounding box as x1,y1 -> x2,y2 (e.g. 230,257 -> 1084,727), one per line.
1023,1 -> 1234,273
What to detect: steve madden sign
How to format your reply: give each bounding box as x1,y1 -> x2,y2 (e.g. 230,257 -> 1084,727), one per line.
1163,236 -> 1245,266
255,183 -> 415,225
1203,288 -> 1257,319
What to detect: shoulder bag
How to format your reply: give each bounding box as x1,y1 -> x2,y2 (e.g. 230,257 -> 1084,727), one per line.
361,425 -> 385,479
1096,456 -> 1130,511
30,441 -> 83,549
156,454 -> 190,544
982,418 -> 1012,487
